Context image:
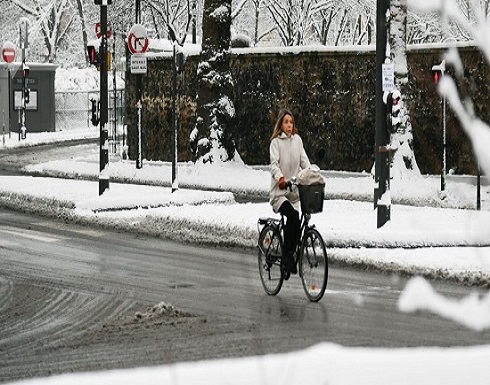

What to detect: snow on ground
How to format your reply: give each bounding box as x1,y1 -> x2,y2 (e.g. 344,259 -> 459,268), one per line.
2,128 -> 490,385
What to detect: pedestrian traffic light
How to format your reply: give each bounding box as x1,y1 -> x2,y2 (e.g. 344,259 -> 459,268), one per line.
432,60 -> 445,85
390,90 -> 402,132
384,90 -> 402,133
22,65 -> 29,80
22,63 -> 30,104
87,44 -> 99,67
90,98 -> 99,126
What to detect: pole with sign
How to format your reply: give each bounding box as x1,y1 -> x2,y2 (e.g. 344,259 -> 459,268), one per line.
375,0 -> 391,228
96,0 -> 111,196
2,41 -> 16,141
19,19 -> 29,140
128,23 -> 148,169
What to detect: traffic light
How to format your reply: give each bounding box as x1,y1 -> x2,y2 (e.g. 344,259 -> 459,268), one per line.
90,98 -> 100,126
22,63 -> 30,105
22,65 -> 29,80
87,44 -> 99,67
432,69 -> 442,85
384,90 -> 402,133
432,60 -> 445,85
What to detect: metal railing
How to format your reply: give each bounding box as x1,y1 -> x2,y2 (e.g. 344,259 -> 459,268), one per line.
55,89 -> 126,151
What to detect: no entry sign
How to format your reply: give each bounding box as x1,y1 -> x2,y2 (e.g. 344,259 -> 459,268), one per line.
2,41 -> 16,63
95,22 -> 112,39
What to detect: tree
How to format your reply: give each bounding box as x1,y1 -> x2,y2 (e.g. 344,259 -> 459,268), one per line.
265,0 -> 327,46
388,0 -> 421,181
10,0 -> 78,63
147,0 -> 194,44
190,0 -> 237,164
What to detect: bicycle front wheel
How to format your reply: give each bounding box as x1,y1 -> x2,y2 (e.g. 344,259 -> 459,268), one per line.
299,228 -> 328,302
258,224 -> 284,296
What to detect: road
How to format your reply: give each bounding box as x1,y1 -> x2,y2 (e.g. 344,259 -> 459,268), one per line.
1,208 -> 489,383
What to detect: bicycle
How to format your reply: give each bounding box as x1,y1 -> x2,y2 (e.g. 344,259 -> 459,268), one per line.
257,179 -> 328,302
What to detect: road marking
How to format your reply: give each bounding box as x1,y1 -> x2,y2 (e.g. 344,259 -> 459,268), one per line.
0,227 -> 65,243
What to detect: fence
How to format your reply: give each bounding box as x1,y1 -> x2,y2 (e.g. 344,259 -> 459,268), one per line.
55,89 -> 126,150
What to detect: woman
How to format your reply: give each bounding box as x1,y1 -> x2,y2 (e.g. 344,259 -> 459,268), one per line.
269,109 -> 311,276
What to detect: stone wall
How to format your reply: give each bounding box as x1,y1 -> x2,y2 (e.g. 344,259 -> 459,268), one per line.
125,45 -> 489,174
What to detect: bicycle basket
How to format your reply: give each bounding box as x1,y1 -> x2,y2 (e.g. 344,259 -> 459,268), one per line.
298,184 -> 325,214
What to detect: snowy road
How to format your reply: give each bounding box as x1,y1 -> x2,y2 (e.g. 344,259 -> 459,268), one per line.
1,208 -> 489,383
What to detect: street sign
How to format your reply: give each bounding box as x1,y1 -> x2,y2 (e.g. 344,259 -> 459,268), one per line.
382,62 -> 395,92
130,55 -> 147,74
96,22 -> 112,39
127,24 -> 148,55
2,41 -> 16,63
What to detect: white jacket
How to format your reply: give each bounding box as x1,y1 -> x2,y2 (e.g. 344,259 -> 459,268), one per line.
269,132 -> 311,213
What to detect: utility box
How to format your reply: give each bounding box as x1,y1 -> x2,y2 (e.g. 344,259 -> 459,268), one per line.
0,62 -> 57,134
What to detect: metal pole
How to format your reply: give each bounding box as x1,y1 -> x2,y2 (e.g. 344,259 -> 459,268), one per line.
137,99 -> 142,168
99,4 -> 110,195
135,0 -> 143,169
375,0 -> 391,228
477,163 -> 481,210
192,0 -> 197,44
112,30 -> 117,155
20,23 -> 27,141
171,44 -> 178,192
441,95 -> 446,191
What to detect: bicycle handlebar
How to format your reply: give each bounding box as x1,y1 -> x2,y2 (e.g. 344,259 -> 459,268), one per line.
286,176 -> 297,191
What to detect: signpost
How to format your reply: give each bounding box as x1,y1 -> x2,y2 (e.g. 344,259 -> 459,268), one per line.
96,0 -> 111,195
19,20 -> 29,140
375,0 -> 391,228
127,23 -> 148,169
1,41 -> 16,143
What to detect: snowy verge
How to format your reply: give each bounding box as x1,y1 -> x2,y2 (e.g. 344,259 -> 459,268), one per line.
25,157 -> 489,210
7,341 -> 490,385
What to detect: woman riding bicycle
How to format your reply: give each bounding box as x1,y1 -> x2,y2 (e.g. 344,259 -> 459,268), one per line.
269,109 -> 311,276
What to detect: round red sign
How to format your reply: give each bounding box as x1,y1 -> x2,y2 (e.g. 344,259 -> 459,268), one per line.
95,22 -> 112,39
2,41 -> 16,63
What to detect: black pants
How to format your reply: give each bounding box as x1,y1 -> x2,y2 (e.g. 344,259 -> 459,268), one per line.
278,201 -> 300,257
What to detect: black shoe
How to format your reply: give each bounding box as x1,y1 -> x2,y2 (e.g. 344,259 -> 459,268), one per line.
281,259 -> 291,280
290,261 -> 297,275
285,253 -> 297,275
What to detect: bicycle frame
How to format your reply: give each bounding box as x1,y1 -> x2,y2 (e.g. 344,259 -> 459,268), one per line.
257,211 -> 313,262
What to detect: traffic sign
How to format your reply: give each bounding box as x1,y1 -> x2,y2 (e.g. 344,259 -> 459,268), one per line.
127,24 -> 148,55
130,55 -> 147,74
382,62 -> 394,92
2,41 -> 16,63
96,22 -> 112,39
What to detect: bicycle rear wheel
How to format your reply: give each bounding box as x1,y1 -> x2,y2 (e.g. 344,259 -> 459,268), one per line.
258,224 -> 284,296
299,228 -> 328,302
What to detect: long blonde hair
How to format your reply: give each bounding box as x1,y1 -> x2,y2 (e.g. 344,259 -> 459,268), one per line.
270,109 -> 298,140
